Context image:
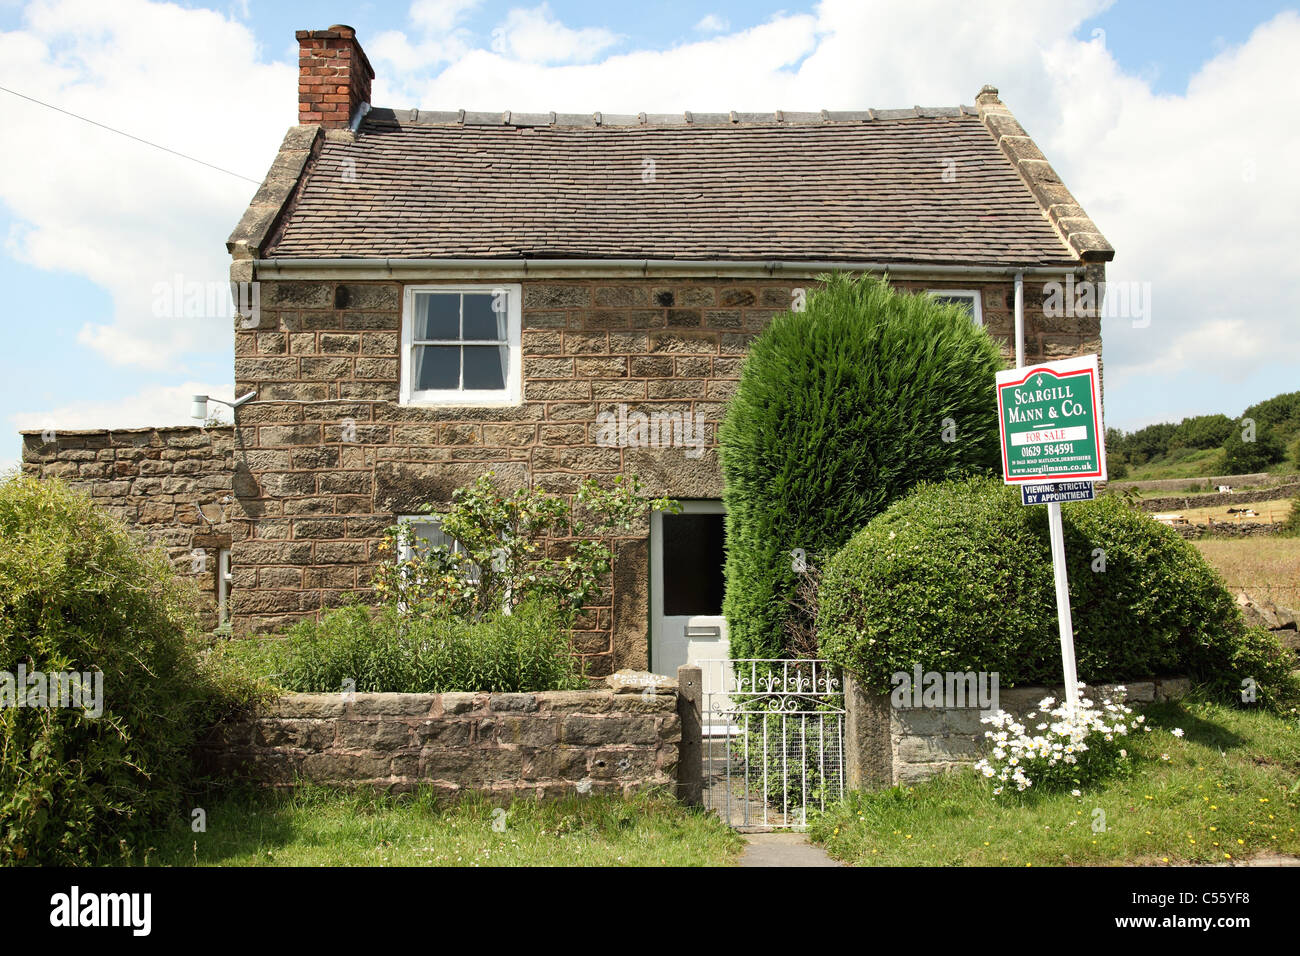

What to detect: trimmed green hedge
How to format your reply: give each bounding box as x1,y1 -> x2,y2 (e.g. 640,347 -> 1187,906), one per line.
817,477 -> 1298,709
0,476 -> 259,865
720,274 -> 1003,660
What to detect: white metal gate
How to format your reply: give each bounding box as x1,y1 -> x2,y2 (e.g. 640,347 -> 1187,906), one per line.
699,658 -> 845,830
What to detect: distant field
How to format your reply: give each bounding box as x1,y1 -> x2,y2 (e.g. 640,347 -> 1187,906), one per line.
1121,452 -> 1298,483
1174,497 -> 1293,524
1194,537 -> 1300,608
1121,447 -> 1224,481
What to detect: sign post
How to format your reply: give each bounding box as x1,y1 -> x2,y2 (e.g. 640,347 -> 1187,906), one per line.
995,354 -> 1106,711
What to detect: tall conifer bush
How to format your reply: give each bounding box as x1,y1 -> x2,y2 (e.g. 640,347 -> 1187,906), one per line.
719,274 -> 1003,660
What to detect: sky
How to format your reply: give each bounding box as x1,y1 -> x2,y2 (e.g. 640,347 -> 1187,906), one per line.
1,0 -> 1297,471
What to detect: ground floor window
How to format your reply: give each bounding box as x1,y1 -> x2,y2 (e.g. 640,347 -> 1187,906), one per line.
218,548 -> 231,625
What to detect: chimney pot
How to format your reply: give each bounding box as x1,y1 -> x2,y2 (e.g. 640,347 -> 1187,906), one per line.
297,26 -> 374,128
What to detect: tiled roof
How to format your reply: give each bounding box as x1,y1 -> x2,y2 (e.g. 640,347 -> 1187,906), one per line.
247,97 -> 1106,267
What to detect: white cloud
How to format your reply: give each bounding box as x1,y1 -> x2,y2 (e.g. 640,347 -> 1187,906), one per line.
411,0 -> 482,32
392,12 -> 817,111
488,4 -> 621,65
9,380 -> 234,431
1043,11 -> 1300,398
368,0 -> 482,75
2,0 -> 1298,437
694,14 -> 729,33
0,0 -> 294,370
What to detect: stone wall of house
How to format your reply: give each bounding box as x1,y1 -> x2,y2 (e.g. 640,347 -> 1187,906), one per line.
230,274 -> 1102,669
845,674 -> 1189,788
198,686 -> 681,799
19,426 -> 236,629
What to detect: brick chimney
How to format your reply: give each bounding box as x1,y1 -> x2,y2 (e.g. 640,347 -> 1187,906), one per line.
296,25 -> 374,129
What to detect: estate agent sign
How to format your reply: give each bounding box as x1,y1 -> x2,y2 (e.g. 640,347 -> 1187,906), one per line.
995,354 -> 1108,710
995,353 -> 1106,483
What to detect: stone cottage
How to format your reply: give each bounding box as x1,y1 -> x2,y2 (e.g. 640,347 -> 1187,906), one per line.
21,25 -> 1112,678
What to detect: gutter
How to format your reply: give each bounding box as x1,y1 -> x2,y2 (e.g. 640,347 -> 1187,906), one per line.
1014,270 -> 1025,368
252,257 -> 1085,281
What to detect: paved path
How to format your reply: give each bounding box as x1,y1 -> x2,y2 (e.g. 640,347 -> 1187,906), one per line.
737,831 -> 843,867
702,753 -> 843,866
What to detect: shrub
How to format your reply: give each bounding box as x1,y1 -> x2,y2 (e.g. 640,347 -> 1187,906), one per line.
817,477 -> 1298,710
373,472 -> 673,623
1280,492 -> 1300,537
218,597 -> 584,694
0,476 -> 255,865
720,274 -> 1002,660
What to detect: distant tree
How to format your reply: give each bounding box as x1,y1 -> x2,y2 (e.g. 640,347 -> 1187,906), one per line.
1122,421 -> 1177,465
1242,390 -> 1300,434
1220,421 -> 1285,475
1168,413 -> 1234,452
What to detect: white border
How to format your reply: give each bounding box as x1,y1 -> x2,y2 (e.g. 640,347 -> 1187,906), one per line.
995,354 -> 1107,484
399,283 -> 523,406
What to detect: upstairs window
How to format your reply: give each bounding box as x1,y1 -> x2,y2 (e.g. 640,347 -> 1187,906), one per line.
926,289 -> 983,326
400,285 -> 522,405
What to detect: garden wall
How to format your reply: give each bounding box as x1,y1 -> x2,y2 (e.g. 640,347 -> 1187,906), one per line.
19,425 -> 236,629
843,674 -> 1191,787
200,685 -> 682,800
1173,522 -> 1285,539
1136,481 -> 1300,514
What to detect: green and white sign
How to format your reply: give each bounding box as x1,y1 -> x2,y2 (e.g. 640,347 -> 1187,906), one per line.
995,354 -> 1106,484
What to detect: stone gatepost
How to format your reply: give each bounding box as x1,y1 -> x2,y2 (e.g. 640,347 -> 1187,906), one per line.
843,672 -> 894,789
676,665 -> 703,806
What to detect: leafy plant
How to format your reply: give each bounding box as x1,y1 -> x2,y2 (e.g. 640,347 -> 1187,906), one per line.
720,273 -> 1002,661
973,686 -> 1152,794
217,597 -> 584,694
372,472 -> 674,623
0,476 -> 259,865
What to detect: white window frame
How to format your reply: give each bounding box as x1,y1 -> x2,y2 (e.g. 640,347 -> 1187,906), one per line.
926,289 -> 984,326
400,283 -> 523,406
217,548 -> 232,625
396,515 -> 481,584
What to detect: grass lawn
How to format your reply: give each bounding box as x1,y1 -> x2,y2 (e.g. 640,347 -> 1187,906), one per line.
809,700 -> 1300,866
142,789 -> 744,867
1194,536 -> 1300,608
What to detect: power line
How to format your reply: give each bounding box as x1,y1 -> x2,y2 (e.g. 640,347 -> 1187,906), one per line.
0,84 -> 262,185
